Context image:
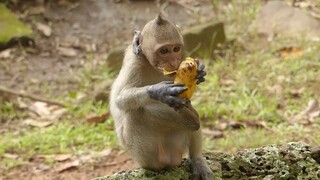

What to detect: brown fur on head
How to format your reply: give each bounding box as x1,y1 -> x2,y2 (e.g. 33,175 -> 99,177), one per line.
139,14 -> 184,70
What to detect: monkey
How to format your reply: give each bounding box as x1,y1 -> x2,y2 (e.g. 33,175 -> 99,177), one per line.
109,14 -> 213,180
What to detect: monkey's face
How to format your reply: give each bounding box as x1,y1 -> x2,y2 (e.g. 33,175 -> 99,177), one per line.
153,43 -> 183,72
140,15 -> 184,73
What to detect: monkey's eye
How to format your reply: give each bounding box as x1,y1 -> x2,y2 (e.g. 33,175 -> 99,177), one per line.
173,46 -> 180,52
159,48 -> 169,54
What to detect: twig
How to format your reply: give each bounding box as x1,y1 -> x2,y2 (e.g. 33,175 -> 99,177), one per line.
0,86 -> 66,107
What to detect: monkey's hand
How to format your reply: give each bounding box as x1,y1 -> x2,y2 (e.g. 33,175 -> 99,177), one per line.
195,59 -> 207,85
147,81 -> 188,109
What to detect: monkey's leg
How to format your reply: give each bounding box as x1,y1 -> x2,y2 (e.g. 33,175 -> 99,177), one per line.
189,130 -> 213,180
157,143 -> 171,165
176,101 -> 200,131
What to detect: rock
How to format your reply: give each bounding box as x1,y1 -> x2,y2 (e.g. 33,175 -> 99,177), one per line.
0,4 -> 33,50
256,1 -> 320,41
58,47 -> 78,57
36,22 -> 52,37
182,22 -> 226,57
95,142 -> 320,179
93,79 -> 114,103
105,22 -> 225,73
105,46 -> 127,73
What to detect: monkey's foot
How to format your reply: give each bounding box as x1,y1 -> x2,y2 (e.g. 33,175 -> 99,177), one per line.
191,157 -> 214,180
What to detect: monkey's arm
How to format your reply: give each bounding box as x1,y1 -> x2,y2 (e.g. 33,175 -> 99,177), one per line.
116,81 -> 187,111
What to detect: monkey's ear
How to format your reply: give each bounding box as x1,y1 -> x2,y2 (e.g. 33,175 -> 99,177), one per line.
156,13 -> 165,25
132,30 -> 141,55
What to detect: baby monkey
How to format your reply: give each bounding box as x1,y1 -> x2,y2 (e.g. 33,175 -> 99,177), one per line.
109,14 -> 213,180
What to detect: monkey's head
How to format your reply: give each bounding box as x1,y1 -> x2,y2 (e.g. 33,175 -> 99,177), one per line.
139,14 -> 184,72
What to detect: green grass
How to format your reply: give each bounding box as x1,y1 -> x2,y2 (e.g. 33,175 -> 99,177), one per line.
1,0 -> 320,169
0,101 -> 27,122
0,121 -> 116,167
204,123 -> 320,153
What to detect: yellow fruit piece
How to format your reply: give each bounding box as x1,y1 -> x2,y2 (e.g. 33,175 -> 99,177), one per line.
163,57 -> 198,99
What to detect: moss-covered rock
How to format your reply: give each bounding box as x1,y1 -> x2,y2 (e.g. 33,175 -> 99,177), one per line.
0,3 -> 32,48
95,142 -> 320,180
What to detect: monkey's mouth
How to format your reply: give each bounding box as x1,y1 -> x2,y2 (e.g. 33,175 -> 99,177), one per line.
160,67 -> 178,76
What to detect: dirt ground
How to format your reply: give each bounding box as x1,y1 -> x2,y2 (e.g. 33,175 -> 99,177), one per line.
0,0 -> 213,94
0,0 -> 215,179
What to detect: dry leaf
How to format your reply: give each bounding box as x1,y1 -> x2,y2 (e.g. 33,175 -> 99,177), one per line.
94,148 -> 112,158
202,128 -> 224,139
38,154 -> 72,162
86,112 -> 109,125
23,119 -> 53,127
246,120 -> 269,129
3,153 -> 19,159
52,154 -> 73,162
267,84 -> 283,94
36,22 -> 52,37
56,160 -> 80,173
29,102 -> 51,117
220,79 -> 236,86
290,87 -> 305,97
33,163 -> 50,173
300,99 -> 319,115
79,155 -> 92,163
228,121 -> 246,129
51,108 -> 67,119
276,47 -> 303,59
216,122 -> 228,131
58,47 -> 77,57
292,99 -> 320,124
0,49 -> 11,59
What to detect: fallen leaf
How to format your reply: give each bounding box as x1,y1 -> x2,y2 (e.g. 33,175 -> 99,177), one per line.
267,84 -> 283,94
216,122 -> 228,130
52,154 -> 73,162
36,22 -> 52,37
290,87 -> 305,97
0,49 -> 11,59
277,75 -> 290,83
246,120 -> 269,129
38,154 -> 72,162
292,99 -> 320,124
202,128 -> 224,139
56,160 -> 80,173
58,47 -> 77,57
86,112 -> 109,125
228,121 -> 246,129
51,108 -> 67,120
300,99 -> 319,115
3,153 -> 19,159
23,119 -> 53,127
276,47 -> 303,59
220,79 -> 236,86
79,154 -> 92,163
94,148 -> 112,158
33,163 -> 50,173
29,102 -> 51,117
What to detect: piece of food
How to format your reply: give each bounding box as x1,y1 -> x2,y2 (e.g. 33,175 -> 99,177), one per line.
163,57 -> 198,99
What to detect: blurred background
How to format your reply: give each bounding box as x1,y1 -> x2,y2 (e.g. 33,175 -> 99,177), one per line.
0,0 -> 319,179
